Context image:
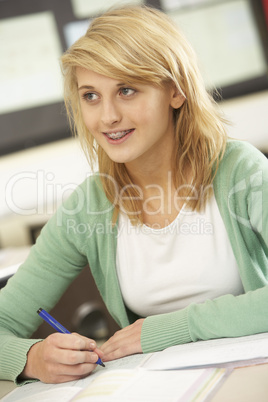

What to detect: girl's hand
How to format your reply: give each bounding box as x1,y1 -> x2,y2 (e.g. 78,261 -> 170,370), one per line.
100,319 -> 144,362
21,332 -> 104,383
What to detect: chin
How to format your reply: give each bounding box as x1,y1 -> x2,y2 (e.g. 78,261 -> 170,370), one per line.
106,152 -> 135,165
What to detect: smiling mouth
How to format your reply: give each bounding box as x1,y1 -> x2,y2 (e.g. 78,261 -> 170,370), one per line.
104,129 -> 134,140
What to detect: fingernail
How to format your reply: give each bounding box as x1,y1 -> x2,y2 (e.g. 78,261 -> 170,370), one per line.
89,342 -> 96,349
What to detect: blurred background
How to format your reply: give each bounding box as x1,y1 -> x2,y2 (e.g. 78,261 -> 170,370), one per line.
0,0 -> 267,338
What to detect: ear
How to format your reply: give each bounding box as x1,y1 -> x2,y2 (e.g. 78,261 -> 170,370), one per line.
170,85 -> 185,109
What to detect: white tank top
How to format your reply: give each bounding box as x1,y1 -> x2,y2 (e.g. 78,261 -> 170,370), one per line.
116,193 -> 244,317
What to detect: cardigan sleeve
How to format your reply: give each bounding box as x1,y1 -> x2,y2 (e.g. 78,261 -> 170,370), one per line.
141,284 -> 268,353
0,188 -> 88,384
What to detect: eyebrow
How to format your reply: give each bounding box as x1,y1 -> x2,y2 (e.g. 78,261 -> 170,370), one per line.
78,85 -> 94,91
78,83 -> 126,91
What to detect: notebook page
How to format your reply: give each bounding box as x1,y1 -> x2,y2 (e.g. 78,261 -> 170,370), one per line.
2,353 -> 146,402
72,368 -> 227,402
142,332 -> 268,370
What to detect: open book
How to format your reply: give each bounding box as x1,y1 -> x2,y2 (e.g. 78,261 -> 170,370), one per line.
71,332 -> 268,401
4,367 -> 226,402
3,355 -> 227,402
4,332 -> 268,402
71,367 -> 226,402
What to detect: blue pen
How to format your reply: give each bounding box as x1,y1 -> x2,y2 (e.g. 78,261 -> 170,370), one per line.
37,308 -> 105,367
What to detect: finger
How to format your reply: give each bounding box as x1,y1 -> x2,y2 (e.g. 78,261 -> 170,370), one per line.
52,349 -> 103,366
43,334 -> 104,365
101,321 -> 143,360
48,333 -> 99,353
103,345 -> 133,361
69,334 -> 105,362
40,348 -> 100,382
101,336 -> 137,361
71,333 -> 98,350
101,326 -> 135,353
101,327 -> 131,349
69,334 -> 104,360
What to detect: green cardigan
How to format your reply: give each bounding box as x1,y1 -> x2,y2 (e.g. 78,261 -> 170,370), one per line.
1,140 -> 268,383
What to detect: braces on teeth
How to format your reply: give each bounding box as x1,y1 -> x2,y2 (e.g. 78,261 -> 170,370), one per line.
106,130 -> 131,139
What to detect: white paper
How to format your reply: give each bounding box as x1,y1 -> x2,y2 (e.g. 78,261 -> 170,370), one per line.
1,354 -> 146,402
0,12 -> 63,114
2,352 -> 226,402
72,368 -> 226,402
3,368 -> 225,402
142,332 -> 268,370
4,387 -> 81,402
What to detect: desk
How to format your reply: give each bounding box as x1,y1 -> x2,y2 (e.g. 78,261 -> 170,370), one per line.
211,364 -> 268,401
0,381 -> 16,399
1,364 -> 268,401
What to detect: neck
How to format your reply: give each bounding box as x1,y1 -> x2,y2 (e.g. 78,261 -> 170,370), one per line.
126,159 -> 173,189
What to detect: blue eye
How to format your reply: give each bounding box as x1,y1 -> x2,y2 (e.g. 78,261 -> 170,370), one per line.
120,88 -> 135,96
83,92 -> 98,101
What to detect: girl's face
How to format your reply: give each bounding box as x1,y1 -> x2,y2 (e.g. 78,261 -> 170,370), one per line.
76,68 -> 184,169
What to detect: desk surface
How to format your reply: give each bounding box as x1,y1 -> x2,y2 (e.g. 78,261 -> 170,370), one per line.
0,381 -> 16,399
212,364 -> 268,402
1,363 -> 268,401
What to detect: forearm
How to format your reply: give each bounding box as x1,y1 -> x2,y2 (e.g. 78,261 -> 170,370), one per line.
141,285 -> 268,353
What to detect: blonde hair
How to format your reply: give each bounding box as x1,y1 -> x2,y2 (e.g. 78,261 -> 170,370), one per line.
61,5 -> 227,223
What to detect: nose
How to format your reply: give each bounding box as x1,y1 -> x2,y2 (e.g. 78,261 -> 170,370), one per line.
100,99 -> 122,127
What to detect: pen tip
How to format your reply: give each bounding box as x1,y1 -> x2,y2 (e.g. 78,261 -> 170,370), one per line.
100,362 -> 105,367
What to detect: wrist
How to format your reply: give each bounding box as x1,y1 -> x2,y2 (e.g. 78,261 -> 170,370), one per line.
19,341 -> 42,381
141,309 -> 191,353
